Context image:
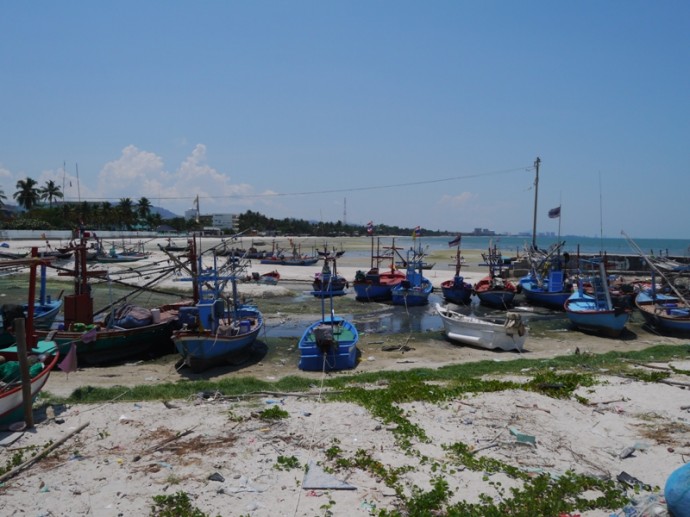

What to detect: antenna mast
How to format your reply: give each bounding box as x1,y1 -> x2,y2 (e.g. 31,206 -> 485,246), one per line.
76,163 -> 81,202
531,157 -> 540,250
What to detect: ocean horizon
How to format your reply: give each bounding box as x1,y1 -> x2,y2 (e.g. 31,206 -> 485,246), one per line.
368,234 -> 690,259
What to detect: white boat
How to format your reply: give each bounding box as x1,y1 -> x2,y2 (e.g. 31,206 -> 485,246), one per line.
435,303 -> 527,352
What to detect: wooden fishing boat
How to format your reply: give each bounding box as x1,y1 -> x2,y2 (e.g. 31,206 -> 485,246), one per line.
0,340 -> 59,425
298,315 -> 359,371
35,234 -> 188,365
261,239 -> 318,266
565,259 -> 631,337
520,242 -> 574,310
353,237 -> 405,302
172,238 -> 264,372
0,255 -> 60,425
436,303 -> 527,352
157,239 -> 190,253
441,235 -> 472,305
473,243 -> 517,308
311,248 -> 348,297
299,274 -> 359,371
391,248 -> 433,306
623,231 -> 690,336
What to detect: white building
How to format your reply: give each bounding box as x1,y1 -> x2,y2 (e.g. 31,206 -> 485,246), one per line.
211,213 -> 239,231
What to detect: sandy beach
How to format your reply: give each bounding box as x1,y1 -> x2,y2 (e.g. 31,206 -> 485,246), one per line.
1,235 -> 689,516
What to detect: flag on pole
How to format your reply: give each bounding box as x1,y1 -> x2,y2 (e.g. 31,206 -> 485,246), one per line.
366,221 -> 374,235
448,235 -> 461,247
548,206 -> 561,219
412,226 -> 421,239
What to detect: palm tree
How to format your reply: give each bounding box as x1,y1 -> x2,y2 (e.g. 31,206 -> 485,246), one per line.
0,187 -> 6,207
137,197 -> 152,220
13,177 -> 40,210
39,180 -> 64,208
117,198 -> 135,229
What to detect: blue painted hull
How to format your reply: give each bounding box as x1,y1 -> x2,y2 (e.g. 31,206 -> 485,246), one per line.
173,307 -> 263,372
475,290 -> 515,308
565,293 -> 630,337
391,280 -> 433,306
299,315 -> 358,371
520,277 -> 571,309
353,283 -> 392,301
635,292 -> 690,335
441,276 -> 473,305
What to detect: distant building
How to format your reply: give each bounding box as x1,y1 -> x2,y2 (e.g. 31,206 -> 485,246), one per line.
470,228 -> 496,236
211,213 -> 240,231
184,209 -> 198,221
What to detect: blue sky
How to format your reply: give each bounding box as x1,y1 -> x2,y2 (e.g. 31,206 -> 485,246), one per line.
1,1 -> 688,239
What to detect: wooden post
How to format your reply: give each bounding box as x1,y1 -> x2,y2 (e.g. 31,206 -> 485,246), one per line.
14,318 -> 34,428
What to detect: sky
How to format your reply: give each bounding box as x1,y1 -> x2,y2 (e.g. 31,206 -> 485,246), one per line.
1,1 -> 688,239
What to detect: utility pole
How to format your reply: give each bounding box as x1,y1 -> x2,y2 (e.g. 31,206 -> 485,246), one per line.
531,157 -> 541,250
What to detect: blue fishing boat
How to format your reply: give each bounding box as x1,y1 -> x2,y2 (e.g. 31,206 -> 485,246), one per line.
299,269 -> 359,371
311,247 -> 348,297
391,247 -> 433,306
441,235 -> 473,305
173,238 -> 264,372
565,259 -> 631,337
520,242 -> 574,309
473,243 -> 517,308
353,237 -> 406,302
623,231 -> 690,336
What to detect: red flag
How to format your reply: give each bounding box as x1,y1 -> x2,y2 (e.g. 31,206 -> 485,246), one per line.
58,342 -> 78,374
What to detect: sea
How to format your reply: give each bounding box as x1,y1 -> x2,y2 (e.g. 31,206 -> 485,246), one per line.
349,235 -> 690,260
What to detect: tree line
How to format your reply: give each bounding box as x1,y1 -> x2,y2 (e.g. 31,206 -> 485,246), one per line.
1,179 -> 449,237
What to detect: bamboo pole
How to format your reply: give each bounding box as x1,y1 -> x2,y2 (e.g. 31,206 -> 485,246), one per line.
14,318 -> 33,429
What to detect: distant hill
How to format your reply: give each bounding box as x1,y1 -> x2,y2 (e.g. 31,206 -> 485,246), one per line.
151,206 -> 179,219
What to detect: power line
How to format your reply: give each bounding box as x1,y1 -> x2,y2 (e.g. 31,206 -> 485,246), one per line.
60,163 -> 535,203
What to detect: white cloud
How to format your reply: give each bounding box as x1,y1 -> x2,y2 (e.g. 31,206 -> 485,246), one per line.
0,146 -> 267,217
438,192 -> 476,207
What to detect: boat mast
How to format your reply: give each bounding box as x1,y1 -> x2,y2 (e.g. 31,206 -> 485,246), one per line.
531,157 -> 540,250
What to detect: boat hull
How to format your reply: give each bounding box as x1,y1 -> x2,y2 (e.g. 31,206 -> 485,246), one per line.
298,316 -> 359,371
519,275 -> 572,310
0,341 -> 59,425
635,293 -> 690,335
435,304 -> 526,352
173,308 -> 263,372
353,269 -> 405,302
39,320 -> 177,365
565,294 -> 630,337
441,277 -> 473,305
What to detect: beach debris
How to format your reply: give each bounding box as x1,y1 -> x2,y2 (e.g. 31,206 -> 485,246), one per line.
303,460 -> 356,490
0,422 -> 90,484
146,426 -> 197,453
162,400 -> 179,409
208,472 -> 225,482
617,471 -> 651,491
618,446 -> 636,460
509,427 -> 536,446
